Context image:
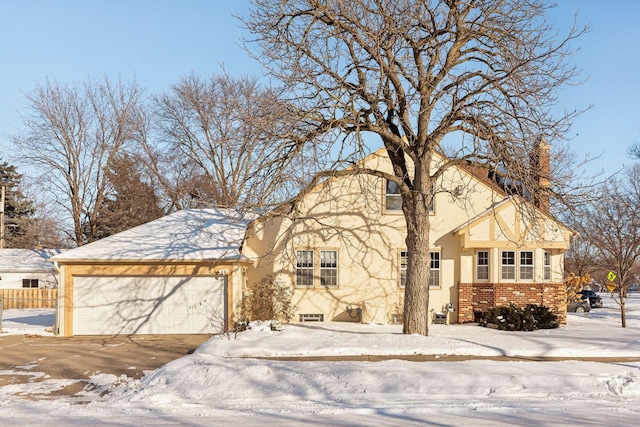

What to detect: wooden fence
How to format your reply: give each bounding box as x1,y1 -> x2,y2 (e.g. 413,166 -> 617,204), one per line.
0,288 -> 58,309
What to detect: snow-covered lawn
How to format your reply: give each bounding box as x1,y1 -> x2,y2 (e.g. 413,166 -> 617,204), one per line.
0,308 -> 55,334
2,293 -> 640,426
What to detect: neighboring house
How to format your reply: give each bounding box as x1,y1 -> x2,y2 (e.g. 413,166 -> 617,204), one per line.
0,249 -> 60,289
50,209 -> 253,336
242,143 -> 573,325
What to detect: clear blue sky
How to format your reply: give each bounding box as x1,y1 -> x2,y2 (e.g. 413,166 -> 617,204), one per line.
0,0 -> 638,175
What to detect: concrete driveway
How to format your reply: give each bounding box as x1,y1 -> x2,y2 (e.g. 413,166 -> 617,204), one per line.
0,334 -> 210,399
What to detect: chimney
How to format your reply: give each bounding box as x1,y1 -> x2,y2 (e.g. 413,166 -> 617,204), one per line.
531,137 -> 550,212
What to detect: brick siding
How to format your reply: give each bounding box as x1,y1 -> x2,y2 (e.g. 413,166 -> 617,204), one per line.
458,282 -> 567,324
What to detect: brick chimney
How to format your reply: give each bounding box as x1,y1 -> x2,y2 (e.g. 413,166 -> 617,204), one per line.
531,137 -> 550,212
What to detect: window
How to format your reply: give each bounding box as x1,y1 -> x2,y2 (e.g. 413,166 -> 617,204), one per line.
429,252 -> 440,288
501,251 -> 516,281
476,251 -> 489,281
319,250 -> 338,287
385,180 -> 403,211
399,251 -> 440,288
296,250 -> 314,287
501,250 -> 537,281
385,180 -> 435,213
520,251 -> 534,280
399,251 -> 408,287
544,251 -> 551,281
22,279 -> 39,288
299,314 -> 324,322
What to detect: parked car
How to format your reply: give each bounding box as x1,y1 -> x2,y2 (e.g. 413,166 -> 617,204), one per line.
567,300 -> 591,313
578,290 -> 603,308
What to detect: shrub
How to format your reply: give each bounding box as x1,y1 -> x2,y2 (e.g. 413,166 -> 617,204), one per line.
244,275 -> 296,322
478,303 -> 558,331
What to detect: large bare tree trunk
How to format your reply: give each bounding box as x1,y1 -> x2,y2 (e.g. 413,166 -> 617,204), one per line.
403,201 -> 431,335
403,159 -> 433,335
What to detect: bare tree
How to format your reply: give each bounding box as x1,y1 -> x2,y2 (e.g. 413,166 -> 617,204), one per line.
150,71 -> 315,212
564,234 -> 600,280
575,165 -> 640,327
245,0 -> 585,335
628,140 -> 640,160
13,176 -> 67,248
10,76 -> 145,245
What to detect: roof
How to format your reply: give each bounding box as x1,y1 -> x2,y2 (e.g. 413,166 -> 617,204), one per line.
0,249 -> 61,272
50,209 -> 253,263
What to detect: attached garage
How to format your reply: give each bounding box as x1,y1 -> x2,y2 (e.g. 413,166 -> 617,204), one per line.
50,209 -> 253,336
72,276 -> 226,335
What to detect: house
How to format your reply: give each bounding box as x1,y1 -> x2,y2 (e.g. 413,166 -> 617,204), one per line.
0,249 -> 60,289
242,143 -> 573,325
50,209 -> 253,336
50,143 -> 572,336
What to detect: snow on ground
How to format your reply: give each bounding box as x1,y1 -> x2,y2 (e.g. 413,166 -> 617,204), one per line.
0,308 -> 55,335
2,293 -> 640,426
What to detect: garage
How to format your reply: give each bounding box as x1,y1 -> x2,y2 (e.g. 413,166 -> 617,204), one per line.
73,276 -> 226,335
50,208 -> 253,336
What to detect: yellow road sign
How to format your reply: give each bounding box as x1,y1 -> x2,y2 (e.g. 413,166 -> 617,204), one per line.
607,282 -> 616,293
607,271 -> 617,282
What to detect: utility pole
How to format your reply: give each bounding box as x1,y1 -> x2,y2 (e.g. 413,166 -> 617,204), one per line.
0,185 -> 5,249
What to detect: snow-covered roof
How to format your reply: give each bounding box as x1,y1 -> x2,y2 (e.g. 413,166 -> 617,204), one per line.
50,209 -> 252,262
0,249 -> 61,272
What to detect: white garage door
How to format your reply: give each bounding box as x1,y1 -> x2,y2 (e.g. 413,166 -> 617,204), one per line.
73,276 -> 226,335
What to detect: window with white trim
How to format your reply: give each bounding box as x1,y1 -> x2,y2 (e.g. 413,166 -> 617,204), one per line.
296,250 -> 314,287
520,251 -> 534,280
429,252 -> 440,287
501,251 -> 516,281
319,250 -> 338,287
544,251 -> 551,281
476,251 -> 489,281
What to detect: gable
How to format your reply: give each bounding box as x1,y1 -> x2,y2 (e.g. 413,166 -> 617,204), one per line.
248,146 -> 571,256
453,198 -> 573,250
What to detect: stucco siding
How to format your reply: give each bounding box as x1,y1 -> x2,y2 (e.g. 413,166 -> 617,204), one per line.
243,152 -> 500,324
243,149 -> 572,325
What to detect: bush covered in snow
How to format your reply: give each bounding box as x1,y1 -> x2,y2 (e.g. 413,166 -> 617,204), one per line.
478,303 -> 559,331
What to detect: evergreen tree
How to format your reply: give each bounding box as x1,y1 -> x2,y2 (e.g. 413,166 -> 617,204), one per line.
0,159 -> 36,248
90,155 -> 165,240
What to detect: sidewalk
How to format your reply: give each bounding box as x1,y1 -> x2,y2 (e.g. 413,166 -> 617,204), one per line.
250,354 -> 640,362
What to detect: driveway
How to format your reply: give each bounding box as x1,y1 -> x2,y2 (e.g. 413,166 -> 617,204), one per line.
0,334 -> 210,399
